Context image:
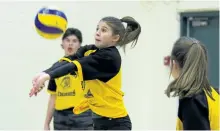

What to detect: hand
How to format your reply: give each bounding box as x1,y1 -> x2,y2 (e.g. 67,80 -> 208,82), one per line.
44,124 -> 50,130
29,72 -> 50,97
34,72 -> 50,88
32,72 -> 46,85
29,72 -> 47,97
29,84 -> 44,97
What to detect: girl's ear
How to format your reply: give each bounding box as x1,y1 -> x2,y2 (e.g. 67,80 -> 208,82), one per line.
112,34 -> 120,43
173,60 -> 176,69
173,60 -> 181,70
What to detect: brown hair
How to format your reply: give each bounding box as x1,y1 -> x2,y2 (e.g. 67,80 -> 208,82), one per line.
62,28 -> 83,44
101,16 -> 141,52
165,37 -> 213,99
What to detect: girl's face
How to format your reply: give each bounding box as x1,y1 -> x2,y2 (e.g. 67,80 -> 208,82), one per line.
94,21 -> 119,48
171,60 -> 180,79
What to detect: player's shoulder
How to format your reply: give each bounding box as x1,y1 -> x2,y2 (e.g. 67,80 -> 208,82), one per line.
51,59 -> 65,67
98,46 -> 120,59
213,87 -> 219,94
179,90 -> 208,110
96,46 -> 121,69
82,44 -> 98,50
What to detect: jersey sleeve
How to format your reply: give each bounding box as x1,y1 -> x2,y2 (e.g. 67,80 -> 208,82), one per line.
47,47 -> 121,82
47,79 -> 56,94
73,47 -> 121,82
44,45 -> 97,74
45,62 -> 59,94
69,44 -> 98,59
44,60 -> 68,74
179,96 -> 210,130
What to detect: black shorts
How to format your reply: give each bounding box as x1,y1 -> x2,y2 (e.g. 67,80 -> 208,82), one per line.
53,108 -> 93,130
93,115 -> 132,130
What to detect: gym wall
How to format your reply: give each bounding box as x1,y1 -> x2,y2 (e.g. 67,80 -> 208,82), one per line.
0,1 -> 218,130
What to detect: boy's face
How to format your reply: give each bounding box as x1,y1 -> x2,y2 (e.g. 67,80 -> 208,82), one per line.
61,35 -> 81,56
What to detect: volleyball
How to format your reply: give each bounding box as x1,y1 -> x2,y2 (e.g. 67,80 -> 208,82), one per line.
34,6 -> 68,39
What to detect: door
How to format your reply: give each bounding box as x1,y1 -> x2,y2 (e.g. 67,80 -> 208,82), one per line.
180,11 -> 219,88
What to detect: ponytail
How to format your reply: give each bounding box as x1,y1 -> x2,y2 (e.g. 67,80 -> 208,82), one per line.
165,37 -> 213,99
101,16 -> 141,52
119,16 -> 141,52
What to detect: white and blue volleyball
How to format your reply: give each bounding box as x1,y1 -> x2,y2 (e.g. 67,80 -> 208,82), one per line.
34,6 -> 68,39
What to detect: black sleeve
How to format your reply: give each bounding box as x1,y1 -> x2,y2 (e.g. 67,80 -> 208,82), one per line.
47,47 -> 121,82
179,96 -> 210,130
44,61 -> 68,74
48,63 -> 76,79
47,79 -> 56,93
44,45 -> 97,74
76,47 -> 121,81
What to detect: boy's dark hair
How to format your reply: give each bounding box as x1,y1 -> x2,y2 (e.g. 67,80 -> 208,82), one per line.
62,28 -> 83,43
165,36 -> 213,100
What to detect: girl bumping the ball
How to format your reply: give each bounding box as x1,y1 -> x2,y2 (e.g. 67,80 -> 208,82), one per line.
30,16 -> 141,130
166,37 -> 219,130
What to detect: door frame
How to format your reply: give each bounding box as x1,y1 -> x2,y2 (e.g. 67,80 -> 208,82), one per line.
179,10 -> 219,89
179,11 -> 219,36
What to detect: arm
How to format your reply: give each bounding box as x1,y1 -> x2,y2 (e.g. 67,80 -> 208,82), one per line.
44,80 -> 56,128
44,44 -> 97,74
44,61 -> 68,74
47,47 -> 120,82
44,94 -> 55,129
179,96 -> 210,130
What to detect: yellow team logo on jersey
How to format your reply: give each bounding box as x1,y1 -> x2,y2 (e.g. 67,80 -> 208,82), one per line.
60,76 -> 71,89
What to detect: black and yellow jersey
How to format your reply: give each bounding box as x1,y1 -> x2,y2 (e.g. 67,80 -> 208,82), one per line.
72,46 -> 127,118
47,45 -> 127,118
47,45 -> 97,110
47,57 -> 84,110
176,87 -> 219,130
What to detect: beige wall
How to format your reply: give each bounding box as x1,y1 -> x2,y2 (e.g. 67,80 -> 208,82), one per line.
0,1 -> 218,129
